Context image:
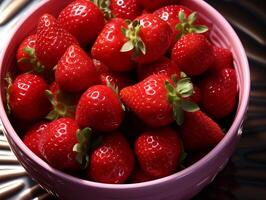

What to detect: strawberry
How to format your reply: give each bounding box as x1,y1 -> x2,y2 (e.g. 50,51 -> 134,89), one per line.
199,68 -> 238,118
154,6 -> 209,48
130,166 -> 155,183
88,132 -> 134,184
93,0 -> 142,20
137,56 -> 180,81
136,0 -> 179,11
23,122 -> 48,159
55,45 -> 99,93
58,0 -> 105,47
180,111 -> 224,151
39,118 -> 90,171
6,73 -> 50,121
16,34 -> 43,73
135,127 -> 182,178
189,85 -> 201,104
120,74 -> 199,127
121,14 -> 172,64
212,46 -> 234,71
35,14 -> 78,70
76,85 -> 124,131
171,33 -> 214,76
91,18 -> 134,72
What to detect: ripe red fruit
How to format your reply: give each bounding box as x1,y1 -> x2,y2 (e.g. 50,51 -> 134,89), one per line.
199,68 -> 238,118
120,74 -> 199,127
23,122 -> 48,159
76,85 -> 124,131
16,34 -> 39,72
130,166 -> 155,183
136,0 -> 179,11
135,127 -> 182,178
181,111 -> 224,151
110,0 -> 142,20
91,18 -> 134,72
154,5 -> 209,48
58,0 -> 105,47
212,46 -> 234,71
55,45 -> 99,93
35,14 -> 78,70
171,33 -> 214,76
39,118 -> 88,171
7,73 -> 50,121
121,14 -> 172,64
89,132 -> 135,184
137,56 -> 180,81
189,85 -> 201,104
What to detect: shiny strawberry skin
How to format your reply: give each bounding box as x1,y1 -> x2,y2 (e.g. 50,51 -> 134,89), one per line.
9,73 -> 50,120
58,0 -> 105,47
89,132 -> 135,184
199,68 -> 238,118
16,34 -> 37,72
181,111 -> 224,151
212,46 -> 234,71
23,122 -> 48,159
55,45 -> 99,93
135,127 -> 182,178
137,56 -> 180,81
110,0 -> 142,20
39,118 -> 81,170
35,14 -> 78,70
133,14 -> 172,64
171,33 -> 214,76
130,166 -> 155,183
136,0 -> 179,11
91,18 -> 134,72
120,74 -> 173,127
76,85 -> 124,131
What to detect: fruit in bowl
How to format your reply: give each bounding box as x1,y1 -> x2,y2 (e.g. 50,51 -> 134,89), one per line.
0,0 -> 250,199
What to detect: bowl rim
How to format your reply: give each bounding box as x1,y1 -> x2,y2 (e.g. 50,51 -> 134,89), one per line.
0,0 -> 250,190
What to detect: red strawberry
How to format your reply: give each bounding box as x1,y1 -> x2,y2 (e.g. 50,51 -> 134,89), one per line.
58,0 -> 105,47
181,111 -> 224,151
92,58 -> 109,74
91,18 -> 134,72
135,127 -> 182,177
39,118 -> 90,171
16,34 -> 42,73
137,56 -> 180,81
136,0 -> 179,11
121,14 -> 172,64
7,73 -> 50,121
120,74 -> 199,127
110,0 -> 142,20
189,85 -> 201,104
35,14 -> 78,70
23,122 -> 48,159
154,5 -> 209,48
89,132 -> 135,184
130,166 -> 155,183
55,45 -> 99,93
171,33 -> 214,76
212,46 -> 234,71
76,85 -> 124,131
199,68 -> 238,118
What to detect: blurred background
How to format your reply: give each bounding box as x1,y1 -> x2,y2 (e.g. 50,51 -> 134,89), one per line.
0,0 -> 265,199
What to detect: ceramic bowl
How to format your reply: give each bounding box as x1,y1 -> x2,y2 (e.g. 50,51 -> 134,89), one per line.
0,0 -> 250,199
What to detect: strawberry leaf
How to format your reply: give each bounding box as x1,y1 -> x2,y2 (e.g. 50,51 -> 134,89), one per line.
173,105 -> 184,126
120,40 -> 134,52
91,135 -> 103,149
181,99 -> 200,112
188,12 -> 197,25
190,25 -> 209,33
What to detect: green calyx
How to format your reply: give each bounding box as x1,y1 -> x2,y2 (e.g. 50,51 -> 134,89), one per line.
91,0 -> 112,19
175,10 -> 208,39
4,73 -> 12,115
120,20 -> 146,58
106,80 -> 126,111
45,90 -> 76,121
18,47 -> 44,73
73,128 -> 102,168
165,72 -> 199,126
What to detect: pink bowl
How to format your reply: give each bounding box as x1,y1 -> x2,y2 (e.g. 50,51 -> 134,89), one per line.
0,0 -> 250,199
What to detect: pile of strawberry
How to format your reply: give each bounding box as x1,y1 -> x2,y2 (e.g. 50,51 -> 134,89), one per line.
6,0 -> 238,184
